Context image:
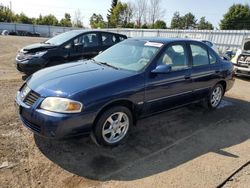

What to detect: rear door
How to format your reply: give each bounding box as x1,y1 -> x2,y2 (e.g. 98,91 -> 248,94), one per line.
144,42 -> 193,114
67,32 -> 101,61
188,42 -> 218,99
81,32 -> 102,59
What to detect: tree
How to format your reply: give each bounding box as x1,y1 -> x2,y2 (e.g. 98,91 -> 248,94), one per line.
109,2 -> 127,27
38,14 -> 59,26
149,0 -> 165,27
170,12 -> 184,29
183,12 -> 197,29
90,13 -> 105,28
197,17 -> 214,30
60,13 -> 72,27
134,0 -> 148,28
107,0 -> 118,27
154,20 -> 166,29
16,12 -> 33,24
0,4 -> 15,22
73,9 -> 84,28
123,2 -> 134,27
220,4 -> 250,30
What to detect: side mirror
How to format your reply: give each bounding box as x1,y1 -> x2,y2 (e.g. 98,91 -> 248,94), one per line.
151,64 -> 172,74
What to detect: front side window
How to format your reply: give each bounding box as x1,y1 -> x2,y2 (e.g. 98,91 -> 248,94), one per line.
190,44 -> 209,66
75,33 -> 99,47
94,40 -> 161,71
158,44 -> 188,71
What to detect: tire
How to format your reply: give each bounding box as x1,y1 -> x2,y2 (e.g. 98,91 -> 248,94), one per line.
207,83 -> 224,110
93,106 -> 132,146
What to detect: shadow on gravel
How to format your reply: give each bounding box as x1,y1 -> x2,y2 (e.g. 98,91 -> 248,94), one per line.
235,75 -> 250,81
34,97 -> 250,181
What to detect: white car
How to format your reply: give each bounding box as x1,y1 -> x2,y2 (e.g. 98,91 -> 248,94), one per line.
1,30 -> 9,36
231,38 -> 250,77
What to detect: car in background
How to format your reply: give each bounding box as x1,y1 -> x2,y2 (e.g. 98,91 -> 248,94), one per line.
1,30 -> 9,35
16,30 -> 127,75
231,38 -> 250,77
16,38 -> 235,146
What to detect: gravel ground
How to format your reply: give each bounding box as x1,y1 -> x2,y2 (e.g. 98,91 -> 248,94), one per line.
0,36 -> 249,188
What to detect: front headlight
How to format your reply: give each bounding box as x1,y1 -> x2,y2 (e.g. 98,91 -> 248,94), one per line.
20,51 -> 47,60
40,97 -> 83,113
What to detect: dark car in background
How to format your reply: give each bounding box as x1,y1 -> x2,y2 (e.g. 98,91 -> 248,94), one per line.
15,30 -> 127,75
16,38 -> 235,146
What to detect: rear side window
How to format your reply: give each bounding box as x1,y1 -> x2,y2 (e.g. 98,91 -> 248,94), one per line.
101,33 -> 118,46
190,44 -> 209,66
209,50 -> 217,64
118,35 -> 126,42
158,44 -> 188,71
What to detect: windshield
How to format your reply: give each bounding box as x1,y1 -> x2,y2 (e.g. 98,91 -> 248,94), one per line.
94,40 -> 162,72
243,40 -> 250,52
45,30 -> 82,45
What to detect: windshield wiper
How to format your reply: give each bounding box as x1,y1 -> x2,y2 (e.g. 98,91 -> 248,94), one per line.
100,62 -> 119,70
92,59 -> 119,70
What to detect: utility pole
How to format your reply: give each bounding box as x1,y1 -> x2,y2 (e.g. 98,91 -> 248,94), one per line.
9,1 -> 12,11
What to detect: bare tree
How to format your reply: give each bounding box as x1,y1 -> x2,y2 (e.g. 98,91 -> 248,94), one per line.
134,0 -> 148,27
149,0 -> 165,26
124,2 -> 134,24
73,9 -> 84,28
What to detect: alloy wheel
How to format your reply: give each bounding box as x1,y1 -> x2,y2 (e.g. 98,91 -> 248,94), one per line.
210,86 -> 223,107
102,112 -> 129,144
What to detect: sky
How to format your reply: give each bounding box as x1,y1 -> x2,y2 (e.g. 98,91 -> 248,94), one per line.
1,0 -> 250,28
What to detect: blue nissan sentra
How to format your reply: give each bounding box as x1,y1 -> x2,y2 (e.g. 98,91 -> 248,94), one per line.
16,38 -> 235,146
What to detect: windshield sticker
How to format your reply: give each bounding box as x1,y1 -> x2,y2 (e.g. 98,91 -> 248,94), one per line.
144,42 -> 163,48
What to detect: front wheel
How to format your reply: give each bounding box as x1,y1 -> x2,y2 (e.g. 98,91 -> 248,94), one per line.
93,106 -> 132,146
207,84 -> 224,109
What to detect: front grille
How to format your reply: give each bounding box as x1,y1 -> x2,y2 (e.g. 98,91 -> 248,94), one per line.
24,90 -> 40,106
21,116 -> 41,133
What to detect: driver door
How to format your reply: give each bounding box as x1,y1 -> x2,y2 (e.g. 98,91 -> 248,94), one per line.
144,42 -> 193,114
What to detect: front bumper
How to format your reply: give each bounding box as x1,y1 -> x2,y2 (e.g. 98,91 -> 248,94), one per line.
234,65 -> 250,77
15,91 -> 94,138
15,57 -> 47,75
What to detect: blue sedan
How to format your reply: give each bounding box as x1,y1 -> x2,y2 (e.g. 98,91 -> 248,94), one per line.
16,38 -> 235,146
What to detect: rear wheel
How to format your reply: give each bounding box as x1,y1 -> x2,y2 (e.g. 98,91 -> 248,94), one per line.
93,106 -> 132,146
207,83 -> 224,109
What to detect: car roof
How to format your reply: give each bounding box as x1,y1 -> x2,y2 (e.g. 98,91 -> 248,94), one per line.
66,29 -> 127,36
126,37 -> 202,44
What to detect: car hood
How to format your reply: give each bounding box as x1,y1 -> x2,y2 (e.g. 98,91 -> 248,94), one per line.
22,43 -> 57,53
27,60 -> 134,97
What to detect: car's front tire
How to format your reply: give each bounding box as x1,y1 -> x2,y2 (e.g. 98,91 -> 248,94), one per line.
93,106 -> 132,146
207,83 -> 224,109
